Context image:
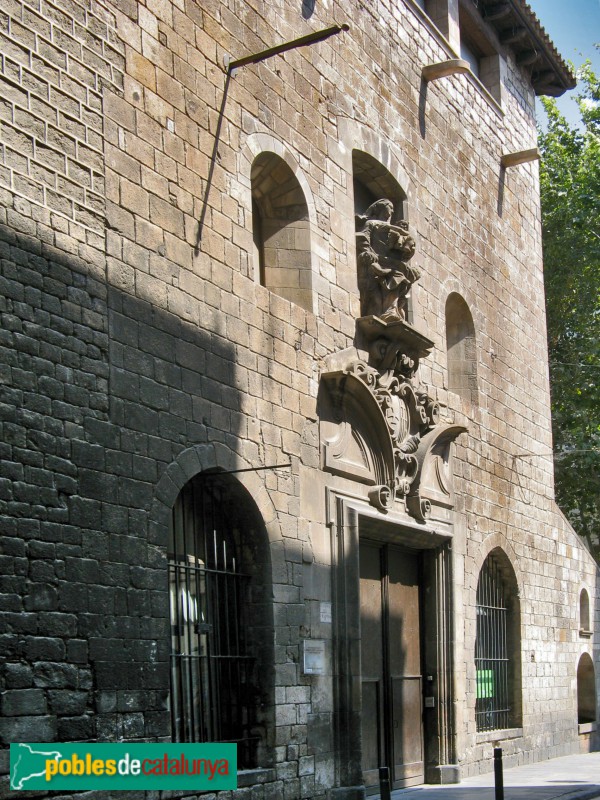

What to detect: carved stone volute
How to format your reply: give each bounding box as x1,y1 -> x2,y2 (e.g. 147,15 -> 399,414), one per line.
319,197 -> 467,523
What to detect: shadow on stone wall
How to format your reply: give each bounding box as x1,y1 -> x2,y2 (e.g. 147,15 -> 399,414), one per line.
0,222 -> 247,753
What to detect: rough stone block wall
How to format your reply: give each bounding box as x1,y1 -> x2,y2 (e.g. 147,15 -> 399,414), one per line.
0,0 -> 196,779
0,1 -> 323,796
0,0 -> 126,757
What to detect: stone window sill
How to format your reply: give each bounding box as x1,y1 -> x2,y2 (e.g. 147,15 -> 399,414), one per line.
579,722 -> 597,735
476,727 -> 523,745
238,767 -> 277,787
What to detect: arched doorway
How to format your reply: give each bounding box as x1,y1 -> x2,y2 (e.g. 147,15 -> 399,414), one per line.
168,470 -> 274,768
577,653 -> 596,725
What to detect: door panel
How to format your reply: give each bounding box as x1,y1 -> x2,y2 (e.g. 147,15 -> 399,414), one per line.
360,542 -> 424,791
388,549 -> 420,675
360,544 -> 384,789
388,548 -> 424,787
360,680 -> 381,787
392,677 -> 424,786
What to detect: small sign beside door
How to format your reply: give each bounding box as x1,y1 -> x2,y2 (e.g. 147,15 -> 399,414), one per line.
302,639 -> 326,675
320,602 -> 332,624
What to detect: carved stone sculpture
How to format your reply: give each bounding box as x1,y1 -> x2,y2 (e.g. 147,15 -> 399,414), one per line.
342,359 -> 439,501
320,354 -> 466,521
320,195 -> 466,523
355,199 -> 420,321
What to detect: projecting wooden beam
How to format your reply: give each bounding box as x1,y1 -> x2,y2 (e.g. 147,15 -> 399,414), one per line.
517,49 -> 540,67
483,3 -> 512,23
422,59 -> 470,82
501,148 -> 540,168
533,83 -> 564,97
533,69 -> 556,82
500,26 -> 528,45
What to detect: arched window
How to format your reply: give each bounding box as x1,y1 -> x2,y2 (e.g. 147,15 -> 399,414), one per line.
577,653 -> 596,724
445,293 -> 478,404
580,588 -> 591,635
251,152 -> 312,311
352,151 -> 407,220
352,151 -> 414,322
475,551 -> 521,732
168,472 -> 273,768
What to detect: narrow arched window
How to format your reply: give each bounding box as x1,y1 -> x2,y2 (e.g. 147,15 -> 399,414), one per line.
475,551 -> 521,732
352,150 -> 414,322
251,152 -> 312,311
577,653 -> 596,724
445,293 -> 478,404
168,472 -> 273,768
580,588 -> 591,635
352,151 -> 407,220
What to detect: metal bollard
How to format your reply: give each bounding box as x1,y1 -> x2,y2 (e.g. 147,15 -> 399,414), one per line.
494,747 -> 504,800
379,766 -> 392,800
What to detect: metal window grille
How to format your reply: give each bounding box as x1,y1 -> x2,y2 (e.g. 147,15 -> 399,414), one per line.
168,476 -> 258,767
475,555 -> 510,732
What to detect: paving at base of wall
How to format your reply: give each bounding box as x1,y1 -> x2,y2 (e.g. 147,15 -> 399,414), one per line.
373,752 -> 600,800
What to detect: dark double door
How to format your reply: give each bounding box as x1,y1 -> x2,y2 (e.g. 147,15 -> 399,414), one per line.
360,541 -> 424,791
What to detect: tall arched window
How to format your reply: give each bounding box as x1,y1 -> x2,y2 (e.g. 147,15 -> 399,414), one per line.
352,150 -> 412,321
251,152 -> 312,311
352,151 -> 407,220
580,588 -> 591,635
475,551 -> 521,732
445,293 -> 478,404
577,653 -> 596,724
168,472 -> 273,768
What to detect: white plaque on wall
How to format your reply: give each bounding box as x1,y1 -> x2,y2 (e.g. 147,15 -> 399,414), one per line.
320,602 -> 332,624
302,639 -> 326,675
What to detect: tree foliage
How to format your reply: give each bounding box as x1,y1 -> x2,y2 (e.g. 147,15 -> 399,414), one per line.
538,61 -> 600,555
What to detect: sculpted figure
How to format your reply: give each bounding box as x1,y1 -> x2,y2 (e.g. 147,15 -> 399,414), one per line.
355,199 -> 420,321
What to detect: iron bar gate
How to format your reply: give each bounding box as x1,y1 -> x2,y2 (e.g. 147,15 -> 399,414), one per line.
475,556 -> 510,732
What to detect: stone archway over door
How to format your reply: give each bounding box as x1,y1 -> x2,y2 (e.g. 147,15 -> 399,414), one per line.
360,541 -> 424,791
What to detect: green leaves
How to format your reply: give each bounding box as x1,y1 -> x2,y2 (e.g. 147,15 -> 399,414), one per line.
539,62 -> 600,554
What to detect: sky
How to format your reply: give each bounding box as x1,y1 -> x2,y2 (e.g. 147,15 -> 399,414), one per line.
526,0 -> 600,127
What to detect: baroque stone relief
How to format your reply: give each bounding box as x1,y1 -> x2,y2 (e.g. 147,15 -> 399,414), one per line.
320,198 -> 466,524
356,199 -> 419,322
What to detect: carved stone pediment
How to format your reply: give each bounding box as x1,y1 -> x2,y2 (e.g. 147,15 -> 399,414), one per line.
406,425 -> 467,523
320,355 -> 465,521
319,197 -> 467,523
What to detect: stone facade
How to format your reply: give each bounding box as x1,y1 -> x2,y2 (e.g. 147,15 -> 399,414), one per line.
0,0 -> 598,798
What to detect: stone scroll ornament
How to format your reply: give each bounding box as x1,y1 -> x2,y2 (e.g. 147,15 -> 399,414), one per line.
320,197 -> 466,522
342,359 -> 440,516
355,199 -> 420,321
